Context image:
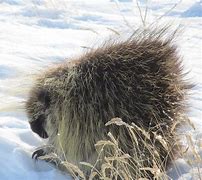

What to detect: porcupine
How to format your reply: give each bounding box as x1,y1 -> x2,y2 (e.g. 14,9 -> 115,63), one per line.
26,28 -> 190,179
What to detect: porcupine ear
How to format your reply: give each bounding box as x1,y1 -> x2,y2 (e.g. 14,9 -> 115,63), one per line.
37,89 -> 51,108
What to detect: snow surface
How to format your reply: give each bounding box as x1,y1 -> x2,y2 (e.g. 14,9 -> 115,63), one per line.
0,0 -> 201,179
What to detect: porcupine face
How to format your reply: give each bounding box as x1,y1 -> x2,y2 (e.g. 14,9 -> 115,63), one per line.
26,88 -> 51,139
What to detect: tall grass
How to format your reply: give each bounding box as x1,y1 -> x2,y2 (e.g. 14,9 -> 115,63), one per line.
40,117 -> 192,180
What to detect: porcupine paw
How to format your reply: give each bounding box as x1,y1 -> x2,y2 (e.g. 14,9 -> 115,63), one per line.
32,145 -> 54,160
32,146 -> 61,166
32,148 -> 46,160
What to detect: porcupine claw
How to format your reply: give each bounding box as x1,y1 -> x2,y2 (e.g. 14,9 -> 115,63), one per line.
32,148 -> 46,160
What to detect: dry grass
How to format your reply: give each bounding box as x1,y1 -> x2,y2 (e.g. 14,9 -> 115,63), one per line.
40,117 -> 202,180
41,117 -> 191,180
185,135 -> 202,179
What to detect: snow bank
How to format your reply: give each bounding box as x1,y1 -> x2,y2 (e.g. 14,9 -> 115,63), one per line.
0,116 -> 69,180
0,0 -> 22,5
0,0 -> 202,179
182,1 -> 202,17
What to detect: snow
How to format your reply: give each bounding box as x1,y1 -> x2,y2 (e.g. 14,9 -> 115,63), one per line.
181,1 -> 202,17
0,0 -> 201,179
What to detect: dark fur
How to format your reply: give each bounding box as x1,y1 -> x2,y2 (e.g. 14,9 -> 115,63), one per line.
26,28 -> 190,178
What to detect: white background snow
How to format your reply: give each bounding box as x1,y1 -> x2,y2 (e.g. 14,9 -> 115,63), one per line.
0,0 -> 201,179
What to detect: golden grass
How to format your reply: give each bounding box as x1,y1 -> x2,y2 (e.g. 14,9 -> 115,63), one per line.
184,134 -> 202,179
41,117 -> 191,180
36,116 -> 202,180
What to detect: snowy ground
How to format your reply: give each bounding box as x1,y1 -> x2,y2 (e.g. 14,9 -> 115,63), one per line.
0,0 -> 201,179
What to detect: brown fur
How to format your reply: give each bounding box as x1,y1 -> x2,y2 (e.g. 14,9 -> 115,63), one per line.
26,28 -> 190,178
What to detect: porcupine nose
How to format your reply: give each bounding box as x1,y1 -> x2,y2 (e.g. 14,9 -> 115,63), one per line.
29,115 -> 48,139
